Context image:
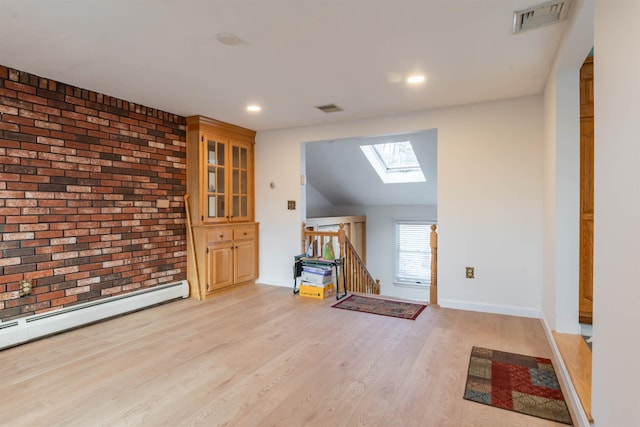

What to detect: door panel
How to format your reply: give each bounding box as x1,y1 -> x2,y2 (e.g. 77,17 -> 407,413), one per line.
579,56 -> 594,324
207,244 -> 233,293
234,240 -> 256,283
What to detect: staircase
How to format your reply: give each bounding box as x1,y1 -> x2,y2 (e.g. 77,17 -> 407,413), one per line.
301,222 -> 439,303
301,222 -> 380,295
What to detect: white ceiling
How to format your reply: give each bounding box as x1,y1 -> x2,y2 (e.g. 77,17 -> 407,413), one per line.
0,0 -> 570,132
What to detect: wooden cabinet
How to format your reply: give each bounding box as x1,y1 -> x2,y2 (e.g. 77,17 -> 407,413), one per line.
186,116 -> 259,299
187,116 -> 255,225
201,136 -> 253,223
200,223 -> 259,295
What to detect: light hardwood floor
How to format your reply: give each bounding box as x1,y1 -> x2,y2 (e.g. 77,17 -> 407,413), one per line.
0,285 -> 576,426
553,331 -> 592,423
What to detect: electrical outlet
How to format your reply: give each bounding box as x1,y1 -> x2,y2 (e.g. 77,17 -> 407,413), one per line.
19,279 -> 33,296
287,200 -> 296,210
465,267 -> 475,279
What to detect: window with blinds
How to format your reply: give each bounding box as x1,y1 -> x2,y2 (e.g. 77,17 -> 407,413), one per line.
395,220 -> 433,286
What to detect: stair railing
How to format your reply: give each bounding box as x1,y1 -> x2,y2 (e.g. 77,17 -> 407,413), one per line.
301,222 -> 380,295
430,224 -> 438,306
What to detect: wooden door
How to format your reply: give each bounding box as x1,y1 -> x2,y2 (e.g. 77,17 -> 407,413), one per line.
234,239 -> 256,283
229,142 -> 252,222
201,134 -> 228,223
579,56 -> 594,324
206,242 -> 233,293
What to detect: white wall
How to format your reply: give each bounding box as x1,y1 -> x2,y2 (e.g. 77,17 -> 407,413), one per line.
543,68 -> 581,335
305,183 -> 334,217
435,97 -> 543,317
361,205 -> 437,302
256,95 -> 544,317
542,71 -> 558,329
541,0 -> 593,336
592,1 -> 640,425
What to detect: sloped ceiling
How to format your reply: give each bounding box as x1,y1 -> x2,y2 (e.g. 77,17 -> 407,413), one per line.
305,130 -> 437,206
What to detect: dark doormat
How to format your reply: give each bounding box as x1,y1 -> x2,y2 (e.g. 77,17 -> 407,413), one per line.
331,294 -> 426,320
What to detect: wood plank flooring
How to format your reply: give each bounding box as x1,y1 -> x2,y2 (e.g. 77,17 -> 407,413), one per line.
0,285 -> 577,426
553,331 -> 593,423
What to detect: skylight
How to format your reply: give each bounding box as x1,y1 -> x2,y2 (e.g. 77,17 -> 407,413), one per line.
360,141 -> 426,184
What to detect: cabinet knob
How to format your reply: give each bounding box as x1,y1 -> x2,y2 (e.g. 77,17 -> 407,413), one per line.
219,234 -> 224,238
243,232 -> 247,236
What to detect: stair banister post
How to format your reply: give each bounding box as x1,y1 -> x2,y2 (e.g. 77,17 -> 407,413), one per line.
430,224 -> 438,306
301,222 -> 306,253
338,224 -> 346,294
338,223 -> 346,258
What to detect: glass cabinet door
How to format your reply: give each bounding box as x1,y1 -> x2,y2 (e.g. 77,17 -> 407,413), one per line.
204,136 -> 226,221
230,144 -> 249,220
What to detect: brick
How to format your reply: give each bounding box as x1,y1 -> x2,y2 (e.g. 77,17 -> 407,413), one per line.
4,80 -> 36,94
3,232 -> 34,241
36,290 -> 65,302
35,120 -> 62,130
18,93 -> 48,106
7,182 -> 38,191
6,215 -> 38,224
3,131 -> 37,143
21,126 -> 50,137
0,207 -> 20,215
0,190 -> 26,199
0,122 -> 20,132
20,302 -> 52,313
0,65 -> 187,322
21,239 -> 51,248
4,264 -> 36,274
19,109 -> 48,120
0,105 -> 19,115
33,104 -> 61,116
0,257 -> 21,267
64,271 -> 90,281
19,223 -> 49,232
0,291 -> 21,301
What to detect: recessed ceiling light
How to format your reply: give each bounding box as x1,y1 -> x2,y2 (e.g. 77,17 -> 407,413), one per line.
407,74 -> 426,84
217,32 -> 241,46
246,105 -> 261,112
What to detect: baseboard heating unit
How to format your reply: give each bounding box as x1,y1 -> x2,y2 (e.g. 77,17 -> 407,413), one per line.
0,280 -> 189,350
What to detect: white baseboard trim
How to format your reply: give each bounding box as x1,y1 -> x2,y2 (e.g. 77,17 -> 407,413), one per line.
438,298 -> 540,318
256,279 -> 292,288
540,314 -> 592,427
0,280 -> 189,350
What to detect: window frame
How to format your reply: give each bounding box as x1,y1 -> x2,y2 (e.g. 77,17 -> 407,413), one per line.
393,219 -> 435,287
359,141 -> 426,184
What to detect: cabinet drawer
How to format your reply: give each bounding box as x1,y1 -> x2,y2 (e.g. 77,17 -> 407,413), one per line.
233,225 -> 255,241
207,229 -> 232,243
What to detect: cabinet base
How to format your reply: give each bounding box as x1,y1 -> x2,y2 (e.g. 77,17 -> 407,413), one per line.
191,280 -> 255,300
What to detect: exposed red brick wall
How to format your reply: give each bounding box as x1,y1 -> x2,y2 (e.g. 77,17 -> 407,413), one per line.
0,65 -> 187,321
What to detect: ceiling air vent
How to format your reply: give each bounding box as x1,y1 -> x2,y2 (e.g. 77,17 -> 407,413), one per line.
315,103 -> 344,113
513,0 -> 572,34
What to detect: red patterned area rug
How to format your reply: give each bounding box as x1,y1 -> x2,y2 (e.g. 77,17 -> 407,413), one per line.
331,294 -> 426,320
464,346 -> 572,425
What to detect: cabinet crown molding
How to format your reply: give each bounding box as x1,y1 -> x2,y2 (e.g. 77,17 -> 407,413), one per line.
186,115 -> 256,141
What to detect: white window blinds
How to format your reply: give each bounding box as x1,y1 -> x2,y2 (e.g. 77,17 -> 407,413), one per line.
395,221 -> 433,285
